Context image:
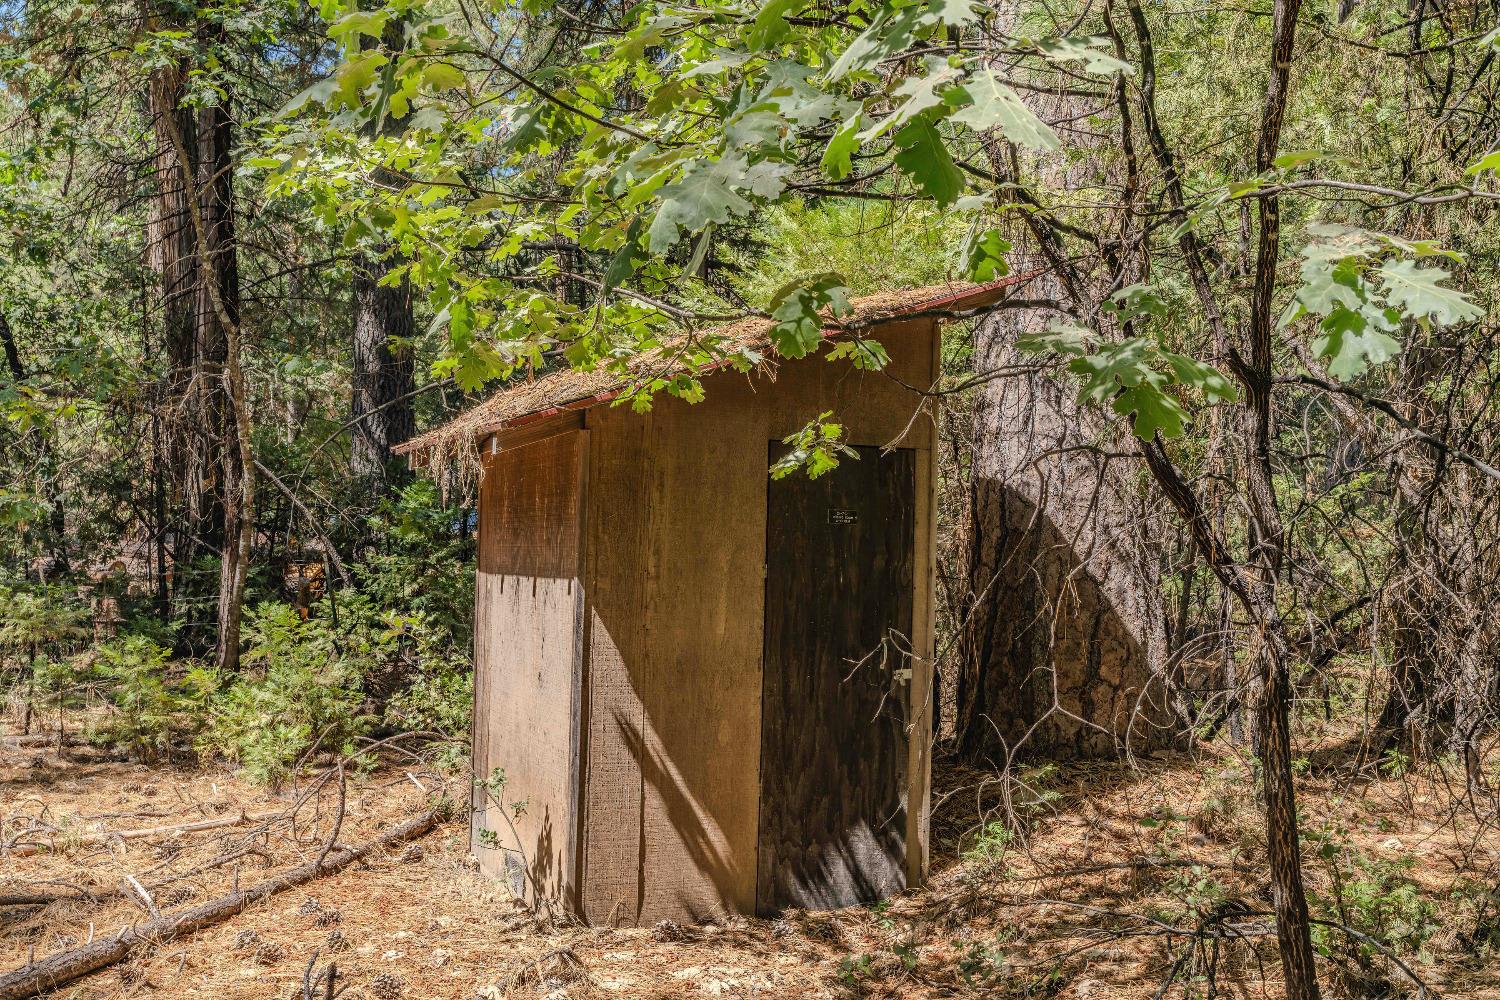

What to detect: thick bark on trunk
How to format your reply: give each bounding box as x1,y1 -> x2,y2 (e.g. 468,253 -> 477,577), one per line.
350,261 -> 415,494
957,297 -> 1173,761
348,18 -> 417,502
144,45 -> 214,571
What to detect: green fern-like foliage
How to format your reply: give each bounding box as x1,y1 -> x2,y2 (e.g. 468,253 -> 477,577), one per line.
200,602 -> 372,786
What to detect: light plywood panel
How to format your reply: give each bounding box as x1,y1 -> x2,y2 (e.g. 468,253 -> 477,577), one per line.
573,317 -> 939,924
578,412 -> 650,925
636,379 -> 768,921
472,430 -> 586,911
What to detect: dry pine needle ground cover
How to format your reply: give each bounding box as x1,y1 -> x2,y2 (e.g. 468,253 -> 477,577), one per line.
3,718 -> 1499,1000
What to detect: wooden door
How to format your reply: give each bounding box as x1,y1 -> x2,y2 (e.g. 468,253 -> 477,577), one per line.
757,444 -> 915,914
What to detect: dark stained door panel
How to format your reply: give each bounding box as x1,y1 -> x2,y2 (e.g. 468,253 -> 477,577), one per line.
757,444 -> 915,914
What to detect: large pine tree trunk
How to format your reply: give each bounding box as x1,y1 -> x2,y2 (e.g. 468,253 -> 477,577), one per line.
350,261 -> 415,494
144,35 -> 213,594
348,17 -> 416,501
956,293 -> 1173,761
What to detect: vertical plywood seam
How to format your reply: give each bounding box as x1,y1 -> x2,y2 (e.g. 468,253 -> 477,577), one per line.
635,410 -> 658,924
568,430 -> 591,914
752,441 -> 774,916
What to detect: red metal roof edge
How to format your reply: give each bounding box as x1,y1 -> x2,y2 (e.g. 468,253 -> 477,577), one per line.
447,272 -> 1046,447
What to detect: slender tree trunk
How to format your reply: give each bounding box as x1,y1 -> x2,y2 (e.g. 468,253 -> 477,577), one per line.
1241,1 -> 1320,994
192,90 -> 248,671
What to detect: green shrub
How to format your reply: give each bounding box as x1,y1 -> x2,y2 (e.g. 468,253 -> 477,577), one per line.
0,577 -> 91,665
1307,823 -> 1440,976
93,635 -> 219,761
0,577 -> 92,728
200,602 -> 371,786
354,480 -> 474,641
384,658 -> 471,738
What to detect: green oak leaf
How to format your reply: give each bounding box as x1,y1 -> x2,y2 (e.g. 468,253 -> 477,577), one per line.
962,229 -> 1011,282
421,62 -> 466,93
603,217 -> 648,293
822,116 -> 861,179
748,0 -> 801,50
825,338 -> 890,370
927,0 -> 984,25
827,5 -> 930,80
1376,259 -> 1484,327
949,71 -> 1059,150
1016,319 -> 1093,356
766,273 -> 851,358
1035,36 -> 1133,76
892,120 -> 965,205
648,162 -> 753,252
1312,306 -> 1401,381
1161,352 -> 1237,403
859,57 -> 962,141
1068,338 -> 1155,405
1113,384 -> 1187,440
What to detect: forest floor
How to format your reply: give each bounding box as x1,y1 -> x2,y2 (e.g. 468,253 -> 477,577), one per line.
3,717 -> 1499,1000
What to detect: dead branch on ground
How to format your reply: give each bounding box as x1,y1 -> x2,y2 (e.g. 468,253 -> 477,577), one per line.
0,809 -> 440,1000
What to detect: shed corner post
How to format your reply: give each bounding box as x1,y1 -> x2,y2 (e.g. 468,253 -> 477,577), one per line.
906,319 -> 941,890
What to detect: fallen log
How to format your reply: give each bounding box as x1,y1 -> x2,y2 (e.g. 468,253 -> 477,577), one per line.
5,811 -> 275,858
0,809 -> 440,1000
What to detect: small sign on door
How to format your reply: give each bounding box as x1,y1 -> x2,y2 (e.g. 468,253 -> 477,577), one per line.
828,508 -> 858,525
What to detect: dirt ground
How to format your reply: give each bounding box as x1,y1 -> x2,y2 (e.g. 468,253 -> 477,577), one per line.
4,720 -> 1499,1000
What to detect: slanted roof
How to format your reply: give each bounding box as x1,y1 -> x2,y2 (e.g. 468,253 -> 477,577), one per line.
398,275 -> 1034,466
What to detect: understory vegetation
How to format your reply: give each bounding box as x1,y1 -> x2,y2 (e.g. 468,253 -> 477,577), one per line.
1,481 -> 474,787
5,0 -> 1500,998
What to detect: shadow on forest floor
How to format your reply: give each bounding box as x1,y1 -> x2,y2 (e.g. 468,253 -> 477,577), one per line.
3,720 -> 1498,999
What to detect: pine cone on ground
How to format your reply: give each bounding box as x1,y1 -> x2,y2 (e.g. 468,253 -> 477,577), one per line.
368,971 -> 405,999
157,885 -> 195,907
652,920 -> 688,942
251,941 -> 285,966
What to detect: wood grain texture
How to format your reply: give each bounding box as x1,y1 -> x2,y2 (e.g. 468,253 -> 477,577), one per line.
635,390 -> 766,921
578,412 -> 649,925
471,429 -> 586,909
561,319 -> 937,924
757,445 -> 916,914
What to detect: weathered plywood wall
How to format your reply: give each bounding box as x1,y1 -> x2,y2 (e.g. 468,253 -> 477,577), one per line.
472,429 -> 587,910
577,320 -> 938,923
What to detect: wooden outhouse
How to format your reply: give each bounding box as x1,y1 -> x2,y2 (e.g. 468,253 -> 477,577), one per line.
399,280 -> 1025,925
